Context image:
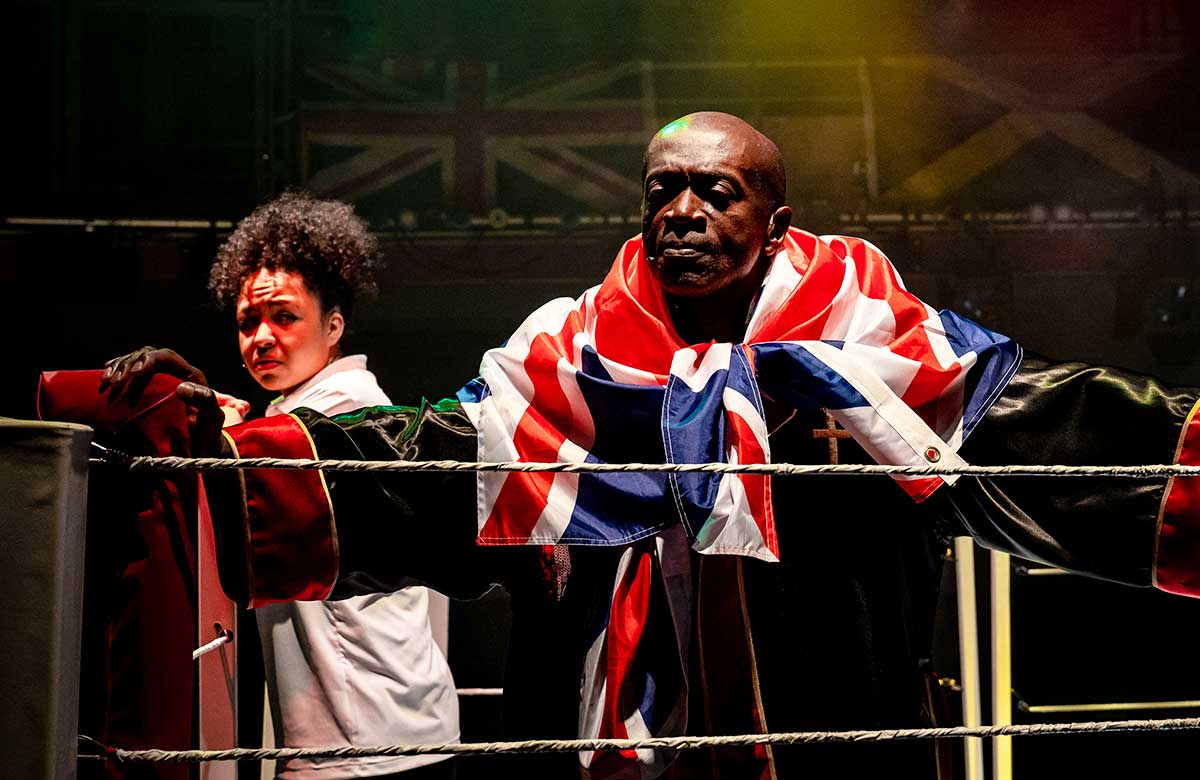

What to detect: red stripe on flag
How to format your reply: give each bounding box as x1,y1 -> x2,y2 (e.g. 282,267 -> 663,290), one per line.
750,238 -> 846,343
595,239 -> 684,372
900,361 -> 962,415
480,307 -> 588,542
787,229 -> 820,274
898,475 -> 945,503
478,418 -> 562,543
726,409 -> 777,558
835,236 -> 966,412
589,547 -> 655,777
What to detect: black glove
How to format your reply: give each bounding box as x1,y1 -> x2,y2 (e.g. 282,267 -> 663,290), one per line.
100,346 -> 208,399
100,347 -> 224,456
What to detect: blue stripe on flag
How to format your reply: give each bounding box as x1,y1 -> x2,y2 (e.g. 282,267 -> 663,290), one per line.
455,375 -> 487,404
936,310 -> 1022,437
580,345 -> 614,382
663,366 -> 732,539
750,342 -> 871,410
559,369 -> 676,544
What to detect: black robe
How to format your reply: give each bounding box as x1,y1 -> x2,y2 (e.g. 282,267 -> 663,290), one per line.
210,355 -> 1200,779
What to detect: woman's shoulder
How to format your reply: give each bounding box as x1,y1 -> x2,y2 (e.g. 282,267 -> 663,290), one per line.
300,356 -> 391,414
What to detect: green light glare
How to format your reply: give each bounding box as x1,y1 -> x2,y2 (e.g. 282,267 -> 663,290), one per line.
656,117 -> 691,139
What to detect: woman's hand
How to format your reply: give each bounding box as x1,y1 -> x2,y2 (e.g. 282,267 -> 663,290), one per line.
214,390 -> 252,424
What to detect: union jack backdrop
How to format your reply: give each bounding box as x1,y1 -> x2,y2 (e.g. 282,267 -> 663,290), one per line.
300,55 -> 1200,219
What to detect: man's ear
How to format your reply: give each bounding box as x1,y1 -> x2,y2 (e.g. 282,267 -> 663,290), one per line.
763,205 -> 793,257
326,307 -> 345,347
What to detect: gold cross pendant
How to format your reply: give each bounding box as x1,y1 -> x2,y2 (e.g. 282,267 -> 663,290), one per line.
812,410 -> 851,464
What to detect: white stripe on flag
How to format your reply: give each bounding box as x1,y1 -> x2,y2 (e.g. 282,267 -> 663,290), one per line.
840,342 -> 921,400
558,351 -> 597,451
745,249 -> 803,336
527,472 -> 580,543
477,297 -> 582,525
920,308 -> 968,370
668,343 -> 733,394
817,257 -> 861,341
802,340 -> 968,482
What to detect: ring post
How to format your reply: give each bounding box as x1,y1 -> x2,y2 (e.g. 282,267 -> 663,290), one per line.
991,549 -> 1013,780
954,536 -> 985,780
0,420 -> 92,780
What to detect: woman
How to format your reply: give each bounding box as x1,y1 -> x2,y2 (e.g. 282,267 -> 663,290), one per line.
102,192 -> 459,780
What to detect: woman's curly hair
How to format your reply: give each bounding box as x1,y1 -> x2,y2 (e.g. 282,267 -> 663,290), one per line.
209,191 -> 380,321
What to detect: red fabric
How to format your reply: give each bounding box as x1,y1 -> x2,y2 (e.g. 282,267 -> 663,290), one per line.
587,230 -> 947,393
38,370 -> 193,449
224,414 -> 338,607
38,370 -> 196,780
1156,405 -> 1200,597
726,405 -> 776,553
477,302 -> 591,543
591,547 -> 654,774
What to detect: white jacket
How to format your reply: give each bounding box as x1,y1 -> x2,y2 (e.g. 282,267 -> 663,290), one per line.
258,355 -> 459,779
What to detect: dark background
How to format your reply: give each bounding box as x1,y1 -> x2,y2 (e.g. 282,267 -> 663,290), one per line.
6,1 -> 1200,778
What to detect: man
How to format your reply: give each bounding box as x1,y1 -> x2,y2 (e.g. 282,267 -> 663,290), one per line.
114,113 -> 1200,779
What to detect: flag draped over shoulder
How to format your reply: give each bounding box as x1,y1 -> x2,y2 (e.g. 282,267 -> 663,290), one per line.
469,227 -> 1020,552
460,226 -> 1021,778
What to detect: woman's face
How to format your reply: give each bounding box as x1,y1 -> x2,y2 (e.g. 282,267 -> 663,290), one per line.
236,267 -> 343,394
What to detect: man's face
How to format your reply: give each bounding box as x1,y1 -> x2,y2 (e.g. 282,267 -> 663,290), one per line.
641,123 -> 775,297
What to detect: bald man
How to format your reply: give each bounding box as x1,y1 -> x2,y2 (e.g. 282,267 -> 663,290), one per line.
115,113 -> 1200,779
641,112 -> 791,344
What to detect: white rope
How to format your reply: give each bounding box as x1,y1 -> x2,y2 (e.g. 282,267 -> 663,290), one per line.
81,716 -> 1200,763
113,455 -> 1200,478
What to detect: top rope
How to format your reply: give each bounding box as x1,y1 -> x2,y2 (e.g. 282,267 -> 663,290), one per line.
103,454 -> 1200,478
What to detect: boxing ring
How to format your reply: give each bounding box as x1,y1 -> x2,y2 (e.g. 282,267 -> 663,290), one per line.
11,418 -> 1200,780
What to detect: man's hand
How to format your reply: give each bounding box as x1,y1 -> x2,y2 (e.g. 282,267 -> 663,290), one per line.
100,346 -> 208,402
99,346 -> 226,456
176,381 -> 227,457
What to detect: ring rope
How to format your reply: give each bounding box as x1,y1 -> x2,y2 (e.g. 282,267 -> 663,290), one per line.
99,453 -> 1200,478
81,451 -> 1200,764
81,716 -> 1200,763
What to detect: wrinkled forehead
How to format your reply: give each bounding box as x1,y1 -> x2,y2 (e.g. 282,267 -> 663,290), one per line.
238,267 -> 303,308
644,125 -> 752,180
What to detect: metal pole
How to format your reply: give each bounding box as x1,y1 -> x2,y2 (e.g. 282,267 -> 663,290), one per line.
954,537 -> 985,780
991,549 -> 1013,780
1024,700 -> 1200,714
855,58 -> 881,201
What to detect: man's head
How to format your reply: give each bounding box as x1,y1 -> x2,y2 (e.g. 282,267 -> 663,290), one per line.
641,112 -> 791,300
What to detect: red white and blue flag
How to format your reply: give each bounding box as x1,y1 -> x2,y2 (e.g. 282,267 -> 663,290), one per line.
458,227 -> 1020,778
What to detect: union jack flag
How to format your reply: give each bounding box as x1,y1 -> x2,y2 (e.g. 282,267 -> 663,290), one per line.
577,525 -> 692,780
458,227 -> 1020,777
302,61 -> 654,213
301,55 -> 1200,217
